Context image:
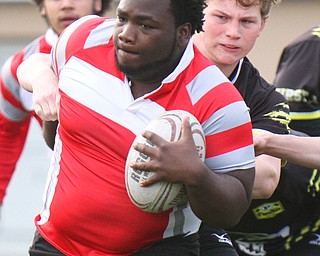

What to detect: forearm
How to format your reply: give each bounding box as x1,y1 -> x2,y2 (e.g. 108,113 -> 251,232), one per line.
265,134 -> 320,169
17,53 -> 55,92
16,53 -> 59,121
252,155 -> 281,199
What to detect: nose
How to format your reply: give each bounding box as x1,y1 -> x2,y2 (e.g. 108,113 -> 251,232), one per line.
117,22 -> 137,44
225,21 -> 241,39
60,0 -> 75,9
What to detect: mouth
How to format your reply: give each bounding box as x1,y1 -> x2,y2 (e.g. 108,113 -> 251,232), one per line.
116,46 -> 139,59
117,45 -> 137,54
221,44 -> 240,51
60,17 -> 78,27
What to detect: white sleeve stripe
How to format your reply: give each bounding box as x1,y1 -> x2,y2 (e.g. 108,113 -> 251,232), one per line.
205,145 -> 255,172
1,57 -> 20,97
202,101 -> 251,135
186,65 -> 230,105
0,93 -> 29,121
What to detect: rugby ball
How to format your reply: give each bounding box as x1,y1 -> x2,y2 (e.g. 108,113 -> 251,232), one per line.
125,110 -> 206,213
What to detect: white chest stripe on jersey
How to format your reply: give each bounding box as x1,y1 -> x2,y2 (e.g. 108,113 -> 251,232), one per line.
59,56 -> 165,135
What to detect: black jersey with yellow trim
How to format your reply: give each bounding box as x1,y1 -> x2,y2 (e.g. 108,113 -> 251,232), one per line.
198,57 -> 291,255
233,57 -> 290,135
228,162 -> 320,255
274,24 -> 320,136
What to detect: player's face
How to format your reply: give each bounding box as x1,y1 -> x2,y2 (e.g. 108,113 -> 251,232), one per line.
193,0 -> 265,72
114,0 -> 182,81
41,0 -> 102,35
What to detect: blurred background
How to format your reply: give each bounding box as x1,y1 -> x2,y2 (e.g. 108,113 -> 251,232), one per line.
0,0 -> 319,255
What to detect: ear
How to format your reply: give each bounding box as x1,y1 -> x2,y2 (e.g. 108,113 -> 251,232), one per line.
177,23 -> 192,47
94,0 -> 103,13
40,6 -> 46,17
257,19 -> 267,37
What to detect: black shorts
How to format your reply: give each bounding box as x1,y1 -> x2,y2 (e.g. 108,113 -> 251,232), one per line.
198,223 -> 239,256
200,223 -> 320,256
29,229 -> 200,256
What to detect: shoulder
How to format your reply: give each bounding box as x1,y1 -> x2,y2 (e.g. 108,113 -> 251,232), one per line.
236,58 -> 290,131
237,57 -> 275,93
294,24 -> 320,44
282,25 -> 320,55
55,16 -> 115,55
53,16 -> 116,73
12,33 -> 47,61
60,15 -> 114,45
1,33 -> 48,79
241,58 -> 288,104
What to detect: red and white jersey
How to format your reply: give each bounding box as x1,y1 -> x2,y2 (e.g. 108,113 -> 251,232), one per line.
0,28 -> 57,118
0,28 -> 57,204
36,16 -> 255,255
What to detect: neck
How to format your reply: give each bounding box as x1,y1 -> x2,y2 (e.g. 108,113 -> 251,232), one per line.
217,62 -> 239,78
129,79 -> 162,99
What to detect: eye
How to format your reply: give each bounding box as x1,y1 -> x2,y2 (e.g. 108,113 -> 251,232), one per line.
116,15 -> 126,23
241,19 -> 254,24
140,23 -> 153,30
216,15 -> 227,21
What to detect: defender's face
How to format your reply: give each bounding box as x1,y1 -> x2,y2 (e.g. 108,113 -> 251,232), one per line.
42,0 -> 102,35
113,0 -> 179,79
193,0 -> 265,69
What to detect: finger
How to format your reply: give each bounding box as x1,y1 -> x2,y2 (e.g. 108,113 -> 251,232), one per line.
43,91 -> 59,120
139,170 -> 162,187
33,103 -> 47,120
141,129 -> 168,148
56,93 -> 61,119
129,160 -> 161,187
42,99 -> 57,121
48,101 -> 58,120
180,116 -> 193,142
132,140 -> 157,159
33,101 -> 57,121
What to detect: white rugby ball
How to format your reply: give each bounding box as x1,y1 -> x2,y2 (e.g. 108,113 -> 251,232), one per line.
125,110 -> 206,213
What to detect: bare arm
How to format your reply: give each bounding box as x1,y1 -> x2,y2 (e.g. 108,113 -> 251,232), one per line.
252,154 -> 281,199
17,53 -> 59,121
254,133 -> 320,169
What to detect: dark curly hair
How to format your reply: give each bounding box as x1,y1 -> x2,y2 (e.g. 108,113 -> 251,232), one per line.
32,0 -> 112,16
169,0 -> 207,35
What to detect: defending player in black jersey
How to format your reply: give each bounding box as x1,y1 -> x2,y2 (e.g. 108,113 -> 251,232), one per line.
228,138 -> 320,256
275,24 -> 320,136
193,0 -> 291,255
241,23 -> 320,256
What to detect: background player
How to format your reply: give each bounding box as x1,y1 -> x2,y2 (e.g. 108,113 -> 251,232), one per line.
275,24 -> 320,136
0,0 -> 111,217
